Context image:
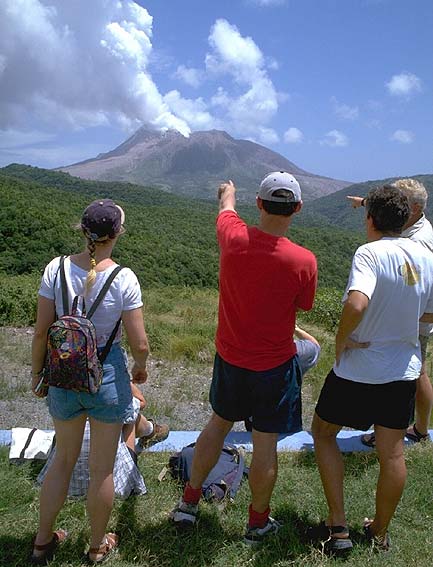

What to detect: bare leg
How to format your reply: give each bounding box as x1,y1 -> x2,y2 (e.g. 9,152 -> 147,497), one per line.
189,412 -> 233,489
122,422 -> 135,452
411,364 -> 433,436
249,430 -> 278,513
311,413 -> 345,526
33,414 -> 87,555
369,425 -> 406,537
87,418 -> 122,555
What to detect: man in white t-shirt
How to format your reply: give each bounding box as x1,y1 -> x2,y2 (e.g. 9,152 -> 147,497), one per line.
312,185 -> 433,553
347,178 -> 433,445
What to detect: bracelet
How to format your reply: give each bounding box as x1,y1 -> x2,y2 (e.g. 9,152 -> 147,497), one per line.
361,198 -> 366,207
32,370 -> 44,379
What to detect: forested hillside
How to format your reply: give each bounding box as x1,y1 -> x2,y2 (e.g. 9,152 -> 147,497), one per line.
298,174 -> 433,230
0,165 -> 364,326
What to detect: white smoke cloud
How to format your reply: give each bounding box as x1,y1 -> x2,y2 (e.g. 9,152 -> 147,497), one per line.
386,72 -> 422,97
0,0 -> 190,135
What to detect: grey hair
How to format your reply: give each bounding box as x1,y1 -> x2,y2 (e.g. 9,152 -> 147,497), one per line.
391,178 -> 428,211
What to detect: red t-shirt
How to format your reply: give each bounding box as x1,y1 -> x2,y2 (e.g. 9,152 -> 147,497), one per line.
215,210 -> 317,371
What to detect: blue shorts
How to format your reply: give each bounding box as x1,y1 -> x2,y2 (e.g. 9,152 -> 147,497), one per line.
210,353 -> 303,434
47,344 -> 134,424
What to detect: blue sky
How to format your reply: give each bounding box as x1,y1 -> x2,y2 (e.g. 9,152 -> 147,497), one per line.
0,0 -> 431,182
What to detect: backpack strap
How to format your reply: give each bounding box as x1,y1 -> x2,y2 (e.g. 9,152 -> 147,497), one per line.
87,266 -> 123,318
87,266 -> 124,365
58,256 -> 69,316
227,446 -> 246,500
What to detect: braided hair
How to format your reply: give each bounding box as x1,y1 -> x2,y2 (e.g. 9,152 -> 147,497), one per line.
84,231 -> 98,295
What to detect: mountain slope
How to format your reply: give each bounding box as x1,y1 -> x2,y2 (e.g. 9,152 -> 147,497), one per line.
298,174 -> 433,230
58,128 -> 351,201
0,164 -> 362,290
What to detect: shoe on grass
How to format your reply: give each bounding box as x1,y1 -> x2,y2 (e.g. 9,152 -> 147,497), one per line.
137,420 -> 169,450
406,424 -> 430,443
169,499 -> 198,527
363,519 -> 391,552
361,432 -> 376,448
244,517 -> 282,545
307,521 -> 353,554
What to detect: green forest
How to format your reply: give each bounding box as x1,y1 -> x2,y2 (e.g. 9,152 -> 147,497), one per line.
0,164 -> 364,328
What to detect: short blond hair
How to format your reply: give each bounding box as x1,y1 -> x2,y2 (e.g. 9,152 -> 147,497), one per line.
391,178 -> 428,211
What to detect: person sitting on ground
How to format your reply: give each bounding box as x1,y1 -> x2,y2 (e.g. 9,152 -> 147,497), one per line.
245,324 -> 320,431
123,383 -> 169,454
347,178 -> 433,446
31,199 -> 149,564
312,185 -> 433,553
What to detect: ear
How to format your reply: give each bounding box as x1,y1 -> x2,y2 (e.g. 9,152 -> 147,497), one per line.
294,201 -> 303,213
256,196 -> 263,210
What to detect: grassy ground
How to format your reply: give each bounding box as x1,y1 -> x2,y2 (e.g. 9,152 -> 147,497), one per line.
1,445 -> 432,567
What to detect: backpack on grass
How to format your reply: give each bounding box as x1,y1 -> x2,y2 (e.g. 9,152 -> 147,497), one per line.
44,256 -> 123,394
168,442 -> 248,502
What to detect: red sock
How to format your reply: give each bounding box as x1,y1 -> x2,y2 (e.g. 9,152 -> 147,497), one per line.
248,504 -> 270,528
183,482 -> 202,505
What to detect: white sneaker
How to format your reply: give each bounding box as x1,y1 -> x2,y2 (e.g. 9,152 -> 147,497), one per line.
244,517 -> 282,545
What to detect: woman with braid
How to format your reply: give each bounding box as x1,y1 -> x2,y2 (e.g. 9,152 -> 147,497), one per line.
30,199 -> 149,564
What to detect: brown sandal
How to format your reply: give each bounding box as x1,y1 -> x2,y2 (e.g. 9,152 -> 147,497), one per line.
31,529 -> 68,565
87,533 -> 118,564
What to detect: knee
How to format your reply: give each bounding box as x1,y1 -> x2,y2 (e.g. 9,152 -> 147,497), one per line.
311,413 -> 337,442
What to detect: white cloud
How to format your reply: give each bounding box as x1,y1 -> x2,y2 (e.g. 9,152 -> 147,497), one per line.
390,129 -> 414,144
174,65 -> 202,88
163,91 -> 218,131
331,96 -> 359,120
386,72 -> 422,97
205,19 -> 280,145
284,127 -> 303,144
320,130 -> 348,147
0,0 -> 190,134
249,0 -> 286,6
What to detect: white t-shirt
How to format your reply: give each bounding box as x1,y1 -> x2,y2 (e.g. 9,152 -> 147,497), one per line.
402,214 -> 433,336
401,214 -> 433,252
334,237 -> 433,384
39,256 -> 143,346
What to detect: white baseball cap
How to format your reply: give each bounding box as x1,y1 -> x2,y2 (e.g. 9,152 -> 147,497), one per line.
258,171 -> 302,202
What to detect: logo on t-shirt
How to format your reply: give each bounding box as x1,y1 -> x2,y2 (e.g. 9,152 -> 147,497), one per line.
398,261 -> 420,286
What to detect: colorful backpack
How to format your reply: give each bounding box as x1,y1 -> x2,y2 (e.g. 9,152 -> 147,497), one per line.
45,256 -> 123,394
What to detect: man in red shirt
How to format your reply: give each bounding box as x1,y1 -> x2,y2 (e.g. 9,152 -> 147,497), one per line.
170,172 -> 317,544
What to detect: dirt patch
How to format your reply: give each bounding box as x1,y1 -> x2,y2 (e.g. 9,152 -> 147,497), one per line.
0,327 -> 317,432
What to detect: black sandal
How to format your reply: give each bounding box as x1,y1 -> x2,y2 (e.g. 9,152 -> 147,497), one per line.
363,519 -> 391,552
406,424 -> 430,443
31,529 -> 68,565
307,521 -> 353,554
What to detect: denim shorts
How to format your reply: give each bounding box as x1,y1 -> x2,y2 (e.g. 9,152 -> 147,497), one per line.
210,352 -> 303,434
47,344 -> 134,424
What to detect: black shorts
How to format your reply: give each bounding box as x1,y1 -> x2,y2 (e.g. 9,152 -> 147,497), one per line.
210,353 -> 302,434
315,369 -> 417,431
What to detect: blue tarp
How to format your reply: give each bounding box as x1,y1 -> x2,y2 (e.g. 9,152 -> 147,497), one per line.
1,428 -> 431,452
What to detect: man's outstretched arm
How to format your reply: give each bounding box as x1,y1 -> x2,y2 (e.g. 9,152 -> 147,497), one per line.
218,180 -> 236,213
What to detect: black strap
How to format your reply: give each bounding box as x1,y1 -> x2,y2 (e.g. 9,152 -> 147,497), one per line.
58,256 -> 69,315
19,428 -> 38,460
71,296 -> 86,316
87,266 -> 123,318
98,318 -> 122,364
87,265 -> 124,364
